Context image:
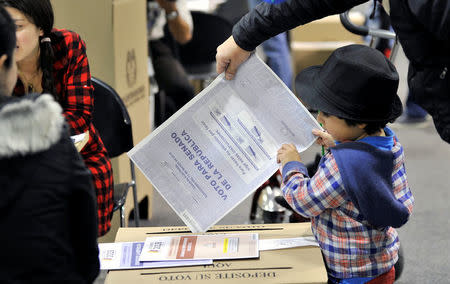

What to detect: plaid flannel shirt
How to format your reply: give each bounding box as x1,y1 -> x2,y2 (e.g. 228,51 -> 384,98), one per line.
281,140 -> 414,279
14,29 -> 114,236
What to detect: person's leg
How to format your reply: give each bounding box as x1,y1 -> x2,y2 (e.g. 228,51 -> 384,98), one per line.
247,0 -> 260,9
261,33 -> 293,89
397,91 -> 429,125
406,91 -> 427,119
150,40 -> 195,122
152,55 -> 194,110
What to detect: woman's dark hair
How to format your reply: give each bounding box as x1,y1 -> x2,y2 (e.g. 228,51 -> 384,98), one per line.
0,0 -> 57,100
0,6 -> 16,69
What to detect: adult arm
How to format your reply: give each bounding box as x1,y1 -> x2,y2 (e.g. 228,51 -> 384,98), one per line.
216,0 -> 367,79
234,0 -> 366,51
62,33 -> 93,135
157,0 -> 193,44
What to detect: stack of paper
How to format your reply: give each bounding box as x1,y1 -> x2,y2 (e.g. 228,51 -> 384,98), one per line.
99,233 -> 259,270
99,234 -> 321,270
98,242 -> 212,271
258,236 -> 319,251
139,233 -> 259,262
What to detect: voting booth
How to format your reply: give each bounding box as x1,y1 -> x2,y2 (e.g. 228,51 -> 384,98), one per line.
51,0 -> 152,241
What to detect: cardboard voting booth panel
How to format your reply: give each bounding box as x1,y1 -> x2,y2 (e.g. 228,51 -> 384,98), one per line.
289,12 -> 365,77
290,41 -> 357,75
289,12 -> 366,42
51,0 -> 152,239
105,223 -> 328,284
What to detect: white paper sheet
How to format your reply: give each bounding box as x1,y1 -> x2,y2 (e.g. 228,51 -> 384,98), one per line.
128,54 -> 322,233
70,133 -> 86,144
258,237 -> 319,251
139,233 -> 259,262
98,242 -> 212,270
187,0 -> 226,12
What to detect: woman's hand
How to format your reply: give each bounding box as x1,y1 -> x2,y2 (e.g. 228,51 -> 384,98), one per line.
277,144 -> 301,168
216,36 -> 251,80
312,129 -> 335,148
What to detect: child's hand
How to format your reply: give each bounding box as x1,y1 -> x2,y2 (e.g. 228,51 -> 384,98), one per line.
312,129 -> 336,148
277,144 -> 301,168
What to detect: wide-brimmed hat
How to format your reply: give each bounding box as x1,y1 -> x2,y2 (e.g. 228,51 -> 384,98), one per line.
295,44 -> 402,122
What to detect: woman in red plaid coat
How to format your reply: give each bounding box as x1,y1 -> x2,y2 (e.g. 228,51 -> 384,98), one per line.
2,0 -> 114,236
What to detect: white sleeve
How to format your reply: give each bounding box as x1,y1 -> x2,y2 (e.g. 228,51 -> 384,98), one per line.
176,0 -> 194,34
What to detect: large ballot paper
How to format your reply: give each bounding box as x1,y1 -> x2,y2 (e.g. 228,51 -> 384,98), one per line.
128,54 -> 321,232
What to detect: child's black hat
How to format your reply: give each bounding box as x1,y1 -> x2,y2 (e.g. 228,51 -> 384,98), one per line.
295,44 -> 402,122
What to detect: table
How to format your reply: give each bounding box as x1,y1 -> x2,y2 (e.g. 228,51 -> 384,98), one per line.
105,223 -> 327,284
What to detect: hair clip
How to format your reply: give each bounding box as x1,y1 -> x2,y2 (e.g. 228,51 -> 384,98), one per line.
40,37 -> 51,43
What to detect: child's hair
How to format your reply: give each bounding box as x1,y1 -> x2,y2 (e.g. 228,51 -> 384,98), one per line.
0,0 -> 57,100
321,111 -> 390,135
0,6 -> 16,69
343,118 -> 390,135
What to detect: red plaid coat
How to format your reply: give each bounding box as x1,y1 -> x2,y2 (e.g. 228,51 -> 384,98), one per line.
13,29 -> 114,236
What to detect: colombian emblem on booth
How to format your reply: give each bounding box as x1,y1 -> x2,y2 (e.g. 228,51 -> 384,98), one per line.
126,49 -> 137,88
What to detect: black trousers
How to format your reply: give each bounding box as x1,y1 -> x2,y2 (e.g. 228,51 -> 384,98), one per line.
149,39 -> 195,126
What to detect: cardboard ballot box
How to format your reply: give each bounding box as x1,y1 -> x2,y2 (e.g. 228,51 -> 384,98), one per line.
105,223 -> 327,284
51,0 -> 152,239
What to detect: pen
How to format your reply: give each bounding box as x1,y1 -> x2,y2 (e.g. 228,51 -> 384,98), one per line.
318,110 -> 325,156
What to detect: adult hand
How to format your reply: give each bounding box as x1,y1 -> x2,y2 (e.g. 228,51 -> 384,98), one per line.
312,129 -> 335,148
216,36 -> 251,80
277,144 -> 302,168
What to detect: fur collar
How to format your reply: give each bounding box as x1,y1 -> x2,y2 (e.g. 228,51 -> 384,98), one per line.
0,94 -> 65,157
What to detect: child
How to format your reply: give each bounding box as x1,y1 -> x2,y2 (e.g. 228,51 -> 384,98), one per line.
276,44 -> 414,284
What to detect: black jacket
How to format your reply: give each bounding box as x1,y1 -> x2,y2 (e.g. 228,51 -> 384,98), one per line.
233,0 -> 366,51
233,0 -> 450,142
0,94 -> 99,283
390,0 -> 450,143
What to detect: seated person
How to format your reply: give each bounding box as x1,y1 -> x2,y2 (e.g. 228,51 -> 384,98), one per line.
148,0 -> 195,125
0,6 -> 99,282
2,0 -> 114,236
